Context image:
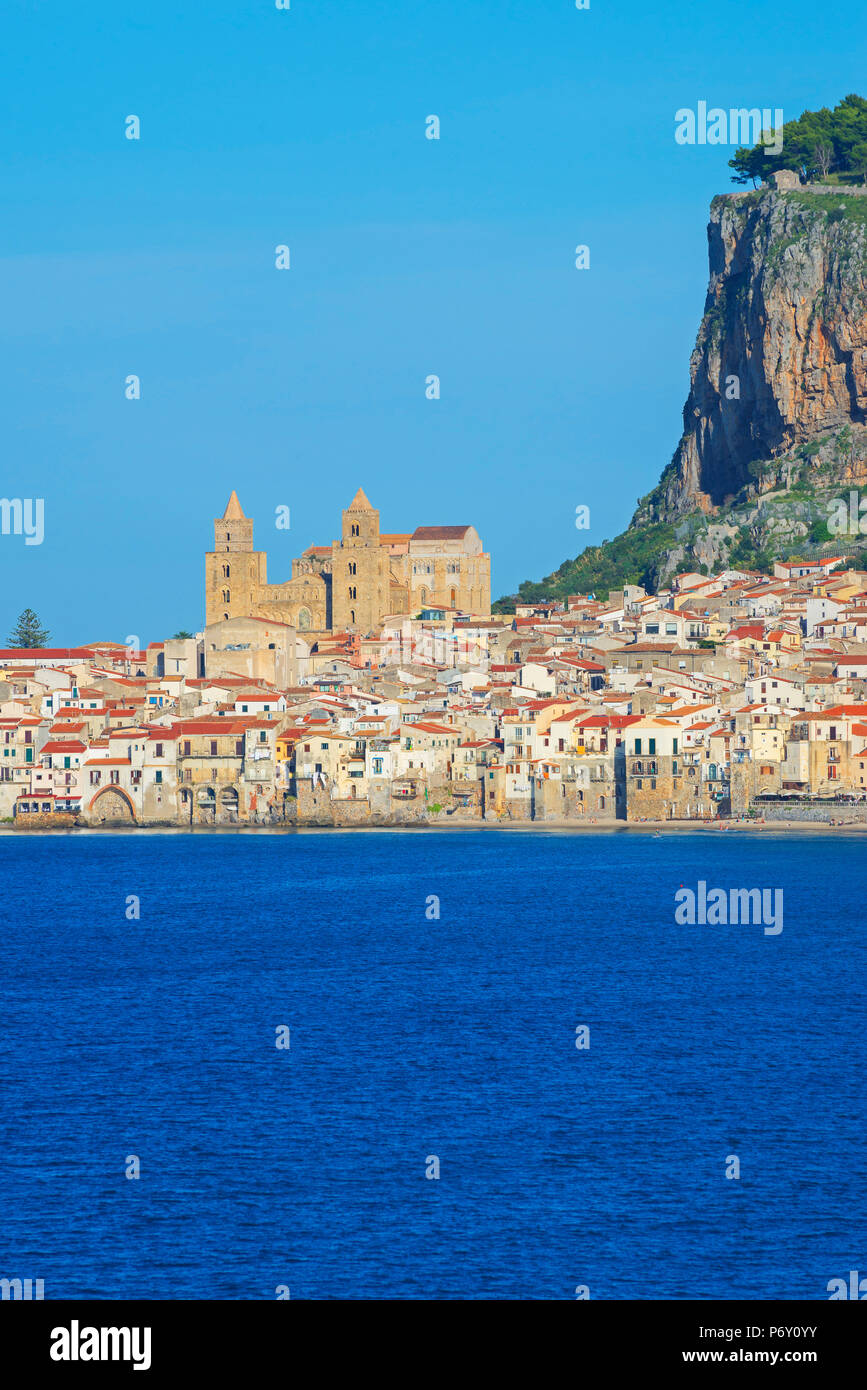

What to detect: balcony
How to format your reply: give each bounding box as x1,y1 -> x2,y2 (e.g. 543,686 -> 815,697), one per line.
392,781 -> 418,798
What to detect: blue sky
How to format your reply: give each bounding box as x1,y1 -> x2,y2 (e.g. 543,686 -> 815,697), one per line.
1,0 -> 864,644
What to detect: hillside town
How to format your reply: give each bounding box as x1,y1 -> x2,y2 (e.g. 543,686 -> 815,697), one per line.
6,550 -> 867,828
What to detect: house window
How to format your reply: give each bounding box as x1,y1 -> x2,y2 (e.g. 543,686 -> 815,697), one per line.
110,770 -> 120,784
155,770 -> 163,784
648,738 -> 656,755
183,741 -> 191,756
236,740 -> 244,756
210,741 -> 218,756
634,739 -> 642,755
156,743 -> 163,758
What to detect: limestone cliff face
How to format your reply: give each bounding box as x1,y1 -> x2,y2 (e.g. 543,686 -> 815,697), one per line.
653,188 -> 867,518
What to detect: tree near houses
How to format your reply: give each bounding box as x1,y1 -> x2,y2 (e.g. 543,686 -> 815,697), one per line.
7,608 -> 50,647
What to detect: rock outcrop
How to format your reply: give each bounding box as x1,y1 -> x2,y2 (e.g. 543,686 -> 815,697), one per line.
654,187 -> 867,517
499,186 -> 867,607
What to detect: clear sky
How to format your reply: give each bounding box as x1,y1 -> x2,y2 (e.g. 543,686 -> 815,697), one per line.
1,0 -> 864,644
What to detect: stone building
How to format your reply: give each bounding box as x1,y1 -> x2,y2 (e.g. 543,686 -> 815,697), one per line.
203,615 -> 303,688
205,488 -> 490,634
623,718 -> 719,820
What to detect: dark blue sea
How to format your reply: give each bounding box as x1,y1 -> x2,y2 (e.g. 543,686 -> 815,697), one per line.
1,828 -> 864,1300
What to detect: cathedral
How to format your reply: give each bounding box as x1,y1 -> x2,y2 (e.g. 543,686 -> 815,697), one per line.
205,488 -> 491,634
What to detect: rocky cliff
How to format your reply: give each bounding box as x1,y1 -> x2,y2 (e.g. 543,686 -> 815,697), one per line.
648,187 -> 867,520
499,187 -> 867,608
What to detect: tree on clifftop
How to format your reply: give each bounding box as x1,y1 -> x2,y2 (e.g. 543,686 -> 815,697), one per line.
729,94 -> 867,185
8,608 -> 50,647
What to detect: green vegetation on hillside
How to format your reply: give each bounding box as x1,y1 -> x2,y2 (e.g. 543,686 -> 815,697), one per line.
729,93 -> 867,185
493,521 -> 679,612
782,190 -> 867,229
495,426 -> 867,609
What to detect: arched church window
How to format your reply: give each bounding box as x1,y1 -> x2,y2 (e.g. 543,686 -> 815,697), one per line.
222,564 -> 230,578
222,589 -> 230,603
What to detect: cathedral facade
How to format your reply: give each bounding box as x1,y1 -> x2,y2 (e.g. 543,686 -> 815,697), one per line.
205,488 -> 490,634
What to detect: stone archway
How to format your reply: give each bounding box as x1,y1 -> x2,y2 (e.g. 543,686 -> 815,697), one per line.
219,786 -> 239,824
196,786 -> 217,824
89,787 -> 136,824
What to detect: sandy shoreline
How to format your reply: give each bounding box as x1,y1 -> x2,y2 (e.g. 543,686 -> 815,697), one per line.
2,819 -> 867,836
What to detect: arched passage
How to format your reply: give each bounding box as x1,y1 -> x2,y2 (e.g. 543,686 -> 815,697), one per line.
89,787 -> 136,824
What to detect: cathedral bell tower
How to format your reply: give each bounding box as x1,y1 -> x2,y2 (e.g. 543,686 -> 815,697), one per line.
330,487 -> 390,633
205,491 -> 267,625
